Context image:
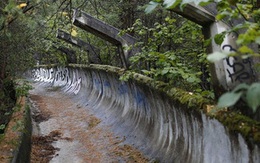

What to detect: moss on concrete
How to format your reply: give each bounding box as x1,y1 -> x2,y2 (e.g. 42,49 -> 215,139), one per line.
0,97 -> 32,163
213,110 -> 260,145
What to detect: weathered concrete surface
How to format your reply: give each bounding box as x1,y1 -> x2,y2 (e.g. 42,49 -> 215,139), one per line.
72,9 -> 139,68
72,10 -> 136,46
29,64 -> 260,163
29,82 -> 150,162
171,3 -> 215,25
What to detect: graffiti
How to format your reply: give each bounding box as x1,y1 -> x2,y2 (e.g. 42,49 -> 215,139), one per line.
72,77 -> 82,95
94,78 -> 101,90
63,70 -> 82,95
222,44 -> 254,84
134,89 -> 145,106
32,67 -> 82,95
104,81 -> 111,87
118,83 -> 128,95
46,68 -> 54,83
54,67 -> 69,86
31,69 -> 39,81
32,68 -> 55,83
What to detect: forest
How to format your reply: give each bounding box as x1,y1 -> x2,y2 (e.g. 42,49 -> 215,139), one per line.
0,0 -> 260,143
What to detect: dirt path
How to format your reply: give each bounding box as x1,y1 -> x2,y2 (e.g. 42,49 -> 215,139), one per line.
29,83 -> 149,163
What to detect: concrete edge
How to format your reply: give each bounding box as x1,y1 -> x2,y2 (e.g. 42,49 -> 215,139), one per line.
0,96 -> 32,163
11,97 -> 32,163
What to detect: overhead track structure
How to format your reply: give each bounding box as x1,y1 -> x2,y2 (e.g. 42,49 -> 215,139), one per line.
56,29 -> 101,64
71,3 -> 258,98
72,9 -> 139,68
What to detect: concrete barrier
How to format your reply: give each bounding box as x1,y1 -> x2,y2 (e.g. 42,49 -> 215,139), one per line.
30,64 -> 260,162
0,96 -> 32,163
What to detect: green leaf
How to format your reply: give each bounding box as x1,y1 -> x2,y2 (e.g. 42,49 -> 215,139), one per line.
232,23 -> 248,32
255,36 -> 260,44
161,68 -> 169,75
216,12 -> 228,20
0,124 -> 5,130
163,0 -> 181,9
181,0 -> 209,6
0,16 -> 5,26
238,45 -> 254,54
198,0 -> 213,6
141,70 -> 151,75
187,76 -> 196,83
204,38 -> 212,46
236,36 -> 244,45
214,33 -> 225,45
145,1 -> 160,13
246,83 -> 260,113
217,92 -> 243,108
207,51 -> 228,62
227,0 -> 238,5
232,83 -> 249,93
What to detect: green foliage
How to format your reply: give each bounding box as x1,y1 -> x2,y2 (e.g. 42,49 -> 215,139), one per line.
15,80 -> 33,98
146,0 -> 211,12
214,32 -> 226,45
166,86 -> 212,109
119,71 -> 135,81
12,119 -> 23,132
218,91 -> 244,108
0,78 -> 16,136
147,0 -> 260,58
0,124 -> 5,130
206,51 -> 229,62
246,83 -> 260,112
145,1 -> 160,13
217,83 -> 260,113
121,16 -> 210,95
146,0 -> 260,114
0,124 -> 5,139
211,0 -> 260,114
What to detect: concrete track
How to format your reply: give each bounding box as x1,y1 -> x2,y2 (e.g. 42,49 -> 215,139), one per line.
28,65 -> 260,163
29,82 -> 150,163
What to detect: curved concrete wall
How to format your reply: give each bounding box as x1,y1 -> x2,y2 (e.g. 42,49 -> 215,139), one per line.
30,65 -> 260,163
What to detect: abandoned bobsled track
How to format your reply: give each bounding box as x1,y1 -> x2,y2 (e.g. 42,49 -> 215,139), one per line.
28,64 -> 260,163
29,82 -> 149,163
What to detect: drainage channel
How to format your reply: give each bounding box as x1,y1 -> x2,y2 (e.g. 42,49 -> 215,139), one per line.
29,82 -> 150,163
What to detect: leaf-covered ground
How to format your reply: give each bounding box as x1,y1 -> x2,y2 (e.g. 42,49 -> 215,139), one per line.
29,83 -> 150,163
